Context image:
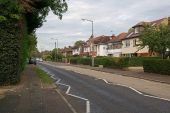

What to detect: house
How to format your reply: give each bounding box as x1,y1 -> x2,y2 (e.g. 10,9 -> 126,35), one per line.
87,35 -> 111,57
121,17 -> 169,57
107,33 -> 127,57
80,44 -> 90,57
72,46 -> 81,56
62,46 -> 73,57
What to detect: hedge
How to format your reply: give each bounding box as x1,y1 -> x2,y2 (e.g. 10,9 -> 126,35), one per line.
128,57 -> 160,67
143,59 -> 170,75
0,18 -> 29,85
70,57 -> 129,68
70,57 -> 161,69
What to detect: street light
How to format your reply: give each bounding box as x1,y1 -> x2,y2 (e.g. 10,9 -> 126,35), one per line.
81,18 -> 94,38
82,18 -> 95,67
51,38 -> 58,62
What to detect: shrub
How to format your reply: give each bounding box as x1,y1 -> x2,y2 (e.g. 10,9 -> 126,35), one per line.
143,59 -> 170,75
128,57 -> 160,67
70,57 -> 91,65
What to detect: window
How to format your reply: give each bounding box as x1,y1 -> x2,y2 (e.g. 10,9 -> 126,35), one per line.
133,39 -> 137,47
125,40 -> 130,47
134,27 -> 139,34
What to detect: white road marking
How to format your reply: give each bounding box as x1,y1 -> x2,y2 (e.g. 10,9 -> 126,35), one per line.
55,89 -> 78,113
56,79 -> 91,113
115,84 -> 170,102
129,87 -> 143,95
97,78 -> 111,84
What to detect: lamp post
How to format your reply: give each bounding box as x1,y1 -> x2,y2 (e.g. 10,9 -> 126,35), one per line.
82,18 -> 95,67
51,38 -> 58,62
82,19 -> 94,38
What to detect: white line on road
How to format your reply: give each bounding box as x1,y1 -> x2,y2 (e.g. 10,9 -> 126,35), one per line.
115,83 -> 170,102
55,79 -> 91,113
97,78 -> 111,84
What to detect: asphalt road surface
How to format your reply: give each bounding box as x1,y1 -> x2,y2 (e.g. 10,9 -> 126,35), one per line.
38,62 -> 170,113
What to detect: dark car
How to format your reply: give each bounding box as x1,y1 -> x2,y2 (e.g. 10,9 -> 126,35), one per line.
29,57 -> 36,65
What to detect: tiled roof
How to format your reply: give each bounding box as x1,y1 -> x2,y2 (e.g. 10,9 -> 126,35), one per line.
124,17 -> 167,40
108,33 -> 127,43
90,35 -> 111,44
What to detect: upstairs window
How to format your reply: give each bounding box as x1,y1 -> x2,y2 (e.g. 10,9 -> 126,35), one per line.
134,27 -> 139,34
133,39 -> 137,47
125,40 -> 130,47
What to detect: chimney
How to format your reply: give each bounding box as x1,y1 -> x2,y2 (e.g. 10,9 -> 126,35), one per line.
111,34 -> 116,40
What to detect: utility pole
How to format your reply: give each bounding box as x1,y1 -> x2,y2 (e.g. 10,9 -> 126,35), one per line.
55,42 -> 56,62
51,38 -> 58,62
82,18 -> 95,67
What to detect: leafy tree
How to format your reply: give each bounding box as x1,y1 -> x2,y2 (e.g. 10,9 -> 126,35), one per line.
139,24 -> 170,59
51,48 -> 63,61
74,40 -> 85,47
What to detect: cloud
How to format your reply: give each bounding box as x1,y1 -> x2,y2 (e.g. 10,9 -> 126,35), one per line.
36,0 -> 170,51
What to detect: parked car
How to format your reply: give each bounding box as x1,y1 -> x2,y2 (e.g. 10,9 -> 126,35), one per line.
29,57 -> 36,65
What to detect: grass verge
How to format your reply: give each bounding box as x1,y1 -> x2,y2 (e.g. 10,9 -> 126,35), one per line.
33,66 -> 53,84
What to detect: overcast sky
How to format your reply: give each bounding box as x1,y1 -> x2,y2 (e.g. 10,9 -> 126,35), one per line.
36,0 -> 170,51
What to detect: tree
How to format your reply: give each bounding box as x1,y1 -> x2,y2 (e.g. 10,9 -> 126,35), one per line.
74,40 -> 85,47
139,24 -> 170,59
51,48 -> 63,61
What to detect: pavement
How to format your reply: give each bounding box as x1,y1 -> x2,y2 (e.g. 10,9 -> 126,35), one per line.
0,65 -> 76,113
38,62 -> 170,113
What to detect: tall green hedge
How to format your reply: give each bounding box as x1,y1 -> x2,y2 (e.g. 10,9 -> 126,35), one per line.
0,17 -> 29,85
143,59 -> 170,75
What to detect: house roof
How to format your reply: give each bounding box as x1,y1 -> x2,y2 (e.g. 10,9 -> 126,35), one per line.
89,35 -> 111,44
108,33 -> 127,43
124,17 -> 167,40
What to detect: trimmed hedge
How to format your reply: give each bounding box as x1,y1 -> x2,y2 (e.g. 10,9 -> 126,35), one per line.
143,59 -> 170,75
0,18 -> 29,85
128,57 -> 160,67
70,57 -> 161,69
70,57 -> 129,68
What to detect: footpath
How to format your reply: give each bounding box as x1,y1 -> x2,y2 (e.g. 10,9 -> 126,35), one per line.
0,65 -> 74,113
45,61 -> 170,100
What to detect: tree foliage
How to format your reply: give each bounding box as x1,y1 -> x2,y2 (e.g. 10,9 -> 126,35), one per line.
74,40 -> 85,47
0,0 -> 68,85
139,24 -> 170,59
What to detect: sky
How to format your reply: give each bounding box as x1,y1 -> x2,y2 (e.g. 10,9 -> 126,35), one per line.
36,0 -> 170,51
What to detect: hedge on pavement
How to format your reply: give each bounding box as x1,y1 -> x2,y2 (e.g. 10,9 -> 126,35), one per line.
128,57 -> 160,66
70,57 -> 129,68
143,59 -> 170,75
70,57 -> 161,69
0,18 -> 29,85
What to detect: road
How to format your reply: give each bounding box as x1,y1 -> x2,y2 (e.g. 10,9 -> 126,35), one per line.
38,62 -> 170,113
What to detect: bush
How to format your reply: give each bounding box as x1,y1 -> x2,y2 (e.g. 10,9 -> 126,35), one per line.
70,57 -> 129,68
70,57 -> 91,65
128,57 -> 160,67
0,18 -> 29,85
143,59 -> 170,75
